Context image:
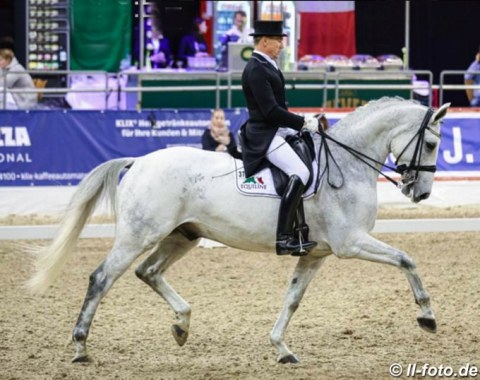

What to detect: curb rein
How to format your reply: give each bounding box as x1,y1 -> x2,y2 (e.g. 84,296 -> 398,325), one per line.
314,107 -> 438,190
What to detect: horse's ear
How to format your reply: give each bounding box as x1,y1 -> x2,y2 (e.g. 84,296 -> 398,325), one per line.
432,103 -> 451,123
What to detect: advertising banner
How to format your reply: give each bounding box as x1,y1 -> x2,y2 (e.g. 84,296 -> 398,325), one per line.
0,109 -> 248,186
321,113 -> 480,177
0,110 -> 478,187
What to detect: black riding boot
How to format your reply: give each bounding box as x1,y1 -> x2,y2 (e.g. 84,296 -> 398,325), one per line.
276,175 -> 317,255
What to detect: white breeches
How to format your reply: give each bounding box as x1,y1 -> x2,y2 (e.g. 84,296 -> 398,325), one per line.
267,134 -> 310,186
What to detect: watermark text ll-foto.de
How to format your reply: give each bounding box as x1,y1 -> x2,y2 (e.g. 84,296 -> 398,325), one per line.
389,362 -> 478,378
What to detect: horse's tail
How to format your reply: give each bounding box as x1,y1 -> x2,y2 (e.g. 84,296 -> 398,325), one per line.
26,157 -> 136,294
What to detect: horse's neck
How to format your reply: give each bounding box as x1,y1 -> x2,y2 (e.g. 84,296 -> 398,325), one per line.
327,114 -> 393,164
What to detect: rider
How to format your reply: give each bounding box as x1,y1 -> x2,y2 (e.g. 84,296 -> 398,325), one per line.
240,20 -> 320,256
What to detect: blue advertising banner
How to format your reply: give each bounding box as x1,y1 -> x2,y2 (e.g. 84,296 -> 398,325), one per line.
383,115 -> 480,174
325,114 -> 480,176
0,110 -> 478,187
0,109 -> 248,186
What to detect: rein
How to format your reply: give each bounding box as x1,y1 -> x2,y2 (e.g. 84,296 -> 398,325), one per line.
213,107 -> 437,191
316,107 -> 436,189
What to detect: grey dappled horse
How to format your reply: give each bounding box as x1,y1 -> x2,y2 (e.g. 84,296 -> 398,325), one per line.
28,97 -> 450,364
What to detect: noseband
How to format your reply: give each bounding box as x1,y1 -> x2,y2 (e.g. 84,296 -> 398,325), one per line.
394,107 -> 437,186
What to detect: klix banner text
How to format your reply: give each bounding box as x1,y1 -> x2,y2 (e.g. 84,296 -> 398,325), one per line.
0,109 -> 248,186
0,110 -> 479,186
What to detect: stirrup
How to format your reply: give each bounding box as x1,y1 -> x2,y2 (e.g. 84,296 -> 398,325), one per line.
291,239 -> 317,256
276,235 -> 317,256
291,224 -> 317,256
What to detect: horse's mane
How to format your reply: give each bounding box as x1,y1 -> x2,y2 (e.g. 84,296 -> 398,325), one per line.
332,96 -> 420,132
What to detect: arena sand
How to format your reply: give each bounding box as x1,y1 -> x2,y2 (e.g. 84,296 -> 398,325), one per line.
0,206 -> 479,379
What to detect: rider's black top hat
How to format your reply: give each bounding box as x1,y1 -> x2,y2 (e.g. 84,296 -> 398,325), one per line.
249,20 -> 287,37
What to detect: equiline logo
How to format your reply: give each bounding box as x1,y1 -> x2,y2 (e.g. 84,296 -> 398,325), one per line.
241,176 -> 267,190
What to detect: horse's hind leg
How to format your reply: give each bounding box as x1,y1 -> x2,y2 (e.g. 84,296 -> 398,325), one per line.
135,230 -> 200,347
71,239 -> 148,363
337,234 -> 436,332
271,255 -> 326,364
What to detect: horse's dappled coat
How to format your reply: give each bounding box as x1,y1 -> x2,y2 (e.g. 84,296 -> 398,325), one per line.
28,97 -> 449,364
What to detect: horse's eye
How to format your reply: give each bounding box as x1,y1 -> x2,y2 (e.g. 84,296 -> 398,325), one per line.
426,142 -> 436,151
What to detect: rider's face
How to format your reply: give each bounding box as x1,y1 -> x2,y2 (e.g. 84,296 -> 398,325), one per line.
262,36 -> 284,60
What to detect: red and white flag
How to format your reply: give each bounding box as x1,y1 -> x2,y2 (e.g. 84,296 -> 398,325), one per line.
297,1 -> 356,58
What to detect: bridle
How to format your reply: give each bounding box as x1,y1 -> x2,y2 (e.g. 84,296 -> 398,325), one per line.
393,107 -> 439,187
316,107 -> 441,189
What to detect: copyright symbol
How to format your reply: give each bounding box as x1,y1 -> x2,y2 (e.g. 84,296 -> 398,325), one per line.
389,363 -> 403,377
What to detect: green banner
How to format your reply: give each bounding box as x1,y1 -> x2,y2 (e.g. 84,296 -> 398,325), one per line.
70,0 -> 131,72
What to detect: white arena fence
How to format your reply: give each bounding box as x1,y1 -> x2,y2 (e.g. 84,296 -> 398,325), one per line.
1,218 -> 480,242
3,68 -> 480,110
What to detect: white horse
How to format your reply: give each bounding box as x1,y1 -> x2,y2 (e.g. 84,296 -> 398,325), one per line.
28,97 -> 450,364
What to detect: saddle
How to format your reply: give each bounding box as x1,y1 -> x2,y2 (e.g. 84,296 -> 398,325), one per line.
235,130 -> 319,255
270,132 -> 316,196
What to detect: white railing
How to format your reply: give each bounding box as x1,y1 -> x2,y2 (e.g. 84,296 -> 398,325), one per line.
3,68 -> 479,110
1,70 -> 109,110
439,70 -> 480,106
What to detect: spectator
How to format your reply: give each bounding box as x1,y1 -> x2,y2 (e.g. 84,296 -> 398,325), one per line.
146,25 -> 173,69
219,10 -> 253,69
201,109 -> 240,158
178,17 -> 209,68
0,37 -> 37,109
464,45 -> 480,107
222,10 -> 252,44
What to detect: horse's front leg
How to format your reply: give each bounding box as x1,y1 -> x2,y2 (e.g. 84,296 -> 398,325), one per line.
271,255 -> 326,364
337,233 -> 436,333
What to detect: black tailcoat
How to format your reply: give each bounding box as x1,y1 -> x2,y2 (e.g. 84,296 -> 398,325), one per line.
240,52 -> 305,177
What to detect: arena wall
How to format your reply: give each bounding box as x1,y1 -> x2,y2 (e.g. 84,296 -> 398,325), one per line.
1,108 -> 479,216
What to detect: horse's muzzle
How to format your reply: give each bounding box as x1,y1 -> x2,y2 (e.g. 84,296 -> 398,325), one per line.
413,192 -> 430,203
401,182 -> 413,198
401,183 -> 430,203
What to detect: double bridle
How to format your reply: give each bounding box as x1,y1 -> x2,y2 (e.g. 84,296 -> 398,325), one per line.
393,107 -> 439,187
316,107 -> 440,189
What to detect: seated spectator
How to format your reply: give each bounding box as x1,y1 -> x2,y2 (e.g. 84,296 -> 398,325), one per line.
202,108 -> 241,158
0,37 -> 37,109
178,17 -> 209,67
146,25 -> 173,69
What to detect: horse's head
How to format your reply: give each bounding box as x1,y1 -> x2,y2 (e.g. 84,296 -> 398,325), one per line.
390,102 -> 450,203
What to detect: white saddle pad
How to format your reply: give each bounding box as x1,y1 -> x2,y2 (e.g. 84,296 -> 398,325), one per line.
233,159 -> 318,199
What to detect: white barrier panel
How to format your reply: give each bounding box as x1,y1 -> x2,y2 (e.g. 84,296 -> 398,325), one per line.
1,219 -> 479,242
1,180 -> 479,216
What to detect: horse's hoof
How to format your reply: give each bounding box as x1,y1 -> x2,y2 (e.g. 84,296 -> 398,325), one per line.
171,324 -> 189,346
417,316 -> 437,333
72,354 -> 91,363
278,354 -> 299,364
